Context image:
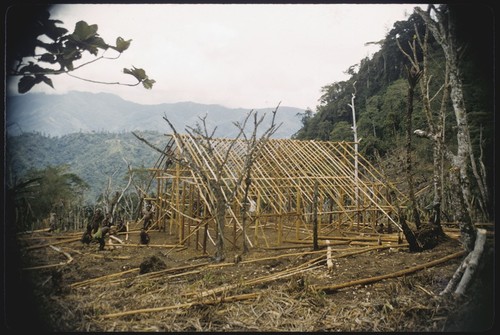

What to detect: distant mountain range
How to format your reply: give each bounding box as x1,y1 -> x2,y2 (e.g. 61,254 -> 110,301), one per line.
5,91 -> 304,138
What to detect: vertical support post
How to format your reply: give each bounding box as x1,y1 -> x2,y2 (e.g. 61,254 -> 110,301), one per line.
312,180 -> 319,250
254,193 -> 261,247
203,222 -> 208,254
172,160 -> 180,241
296,190 -> 301,240
180,182 -> 186,243
233,196 -> 237,251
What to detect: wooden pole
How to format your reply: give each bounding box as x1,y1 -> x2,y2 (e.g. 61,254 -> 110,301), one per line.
254,192 -> 261,247
312,180 -> 319,250
312,250 -> 465,292
296,190 -> 301,240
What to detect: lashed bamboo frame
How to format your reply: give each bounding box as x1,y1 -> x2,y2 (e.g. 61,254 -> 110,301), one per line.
148,135 -> 407,251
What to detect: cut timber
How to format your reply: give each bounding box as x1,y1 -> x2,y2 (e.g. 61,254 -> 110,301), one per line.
184,255 -> 324,299
22,245 -> 73,270
24,237 -> 81,250
312,250 -> 465,293
110,235 -> 124,244
115,243 -> 183,248
70,268 -> 139,288
101,292 -> 260,319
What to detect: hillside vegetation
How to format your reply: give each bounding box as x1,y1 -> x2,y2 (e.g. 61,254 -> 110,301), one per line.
6,131 -> 164,202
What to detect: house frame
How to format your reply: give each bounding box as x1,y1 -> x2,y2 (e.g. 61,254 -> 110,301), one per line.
145,134 -> 406,252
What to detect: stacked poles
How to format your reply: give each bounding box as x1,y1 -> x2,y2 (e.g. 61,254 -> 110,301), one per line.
149,135 -> 407,251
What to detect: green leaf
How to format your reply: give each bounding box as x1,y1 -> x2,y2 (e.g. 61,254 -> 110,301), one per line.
123,67 -> 155,89
19,62 -> 46,74
142,78 -> 156,90
123,67 -> 147,81
18,76 -> 37,93
40,76 -> 54,89
40,53 -> 58,64
115,37 -> 132,53
87,36 -> 109,51
72,21 -> 98,42
45,24 -> 68,41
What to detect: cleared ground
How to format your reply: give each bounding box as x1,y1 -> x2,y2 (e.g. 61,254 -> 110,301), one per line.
6,225 -> 495,332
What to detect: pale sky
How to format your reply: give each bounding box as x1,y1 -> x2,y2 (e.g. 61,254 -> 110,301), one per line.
8,3 -> 422,110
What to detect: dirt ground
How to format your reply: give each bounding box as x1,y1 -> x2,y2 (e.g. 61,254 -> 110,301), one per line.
5,223 -> 496,332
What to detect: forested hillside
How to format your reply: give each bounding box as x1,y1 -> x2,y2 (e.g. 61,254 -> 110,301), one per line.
293,6 -> 494,221
6,131 -> 165,202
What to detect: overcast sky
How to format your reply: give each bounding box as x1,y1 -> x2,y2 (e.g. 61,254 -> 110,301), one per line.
8,3 -> 422,110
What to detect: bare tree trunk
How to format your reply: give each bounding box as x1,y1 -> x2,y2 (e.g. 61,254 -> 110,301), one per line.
214,194 -> 226,262
348,82 -> 360,227
416,5 -> 482,249
160,105 -> 280,262
405,65 -> 422,230
241,174 -> 251,254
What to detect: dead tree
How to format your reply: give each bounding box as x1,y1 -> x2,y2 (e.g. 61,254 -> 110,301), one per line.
162,107 -> 280,262
347,81 -> 361,227
397,25 -> 448,231
415,4 -> 489,297
395,64 -> 424,252
239,107 -> 280,254
416,4 -> 484,251
397,29 -> 449,250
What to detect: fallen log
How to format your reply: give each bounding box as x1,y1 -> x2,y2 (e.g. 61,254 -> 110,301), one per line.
440,228 -> 487,296
311,250 -> 466,293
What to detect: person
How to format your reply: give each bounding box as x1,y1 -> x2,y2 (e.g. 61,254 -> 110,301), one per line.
140,228 -> 150,245
81,219 -> 93,244
48,212 -> 57,232
142,203 -> 154,230
116,217 -> 127,233
101,212 -> 112,228
81,230 -> 92,244
91,208 -> 104,234
92,225 -> 111,251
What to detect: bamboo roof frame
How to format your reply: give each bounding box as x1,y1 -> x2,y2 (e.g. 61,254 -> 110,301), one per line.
149,134 -> 407,249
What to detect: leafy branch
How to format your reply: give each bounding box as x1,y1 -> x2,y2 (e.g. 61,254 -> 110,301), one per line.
7,8 -> 155,93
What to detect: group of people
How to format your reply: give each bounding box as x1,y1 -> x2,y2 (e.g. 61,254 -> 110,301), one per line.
80,203 -> 154,250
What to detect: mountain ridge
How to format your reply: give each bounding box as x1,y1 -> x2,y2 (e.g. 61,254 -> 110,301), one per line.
6,91 -> 304,138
